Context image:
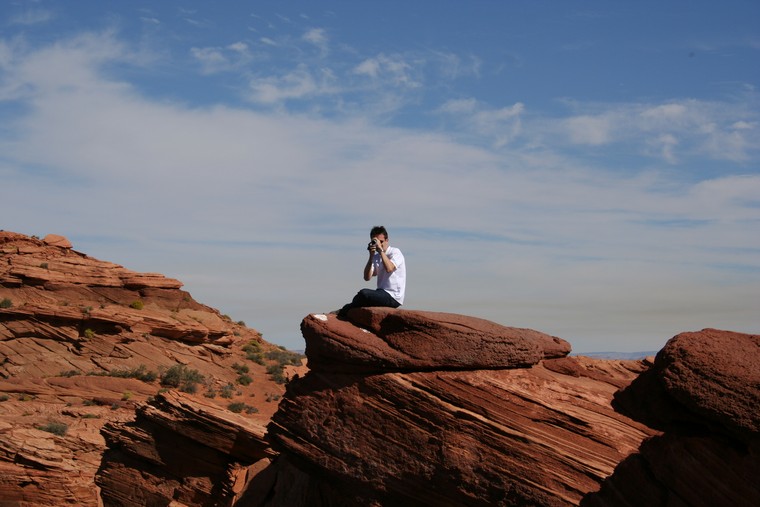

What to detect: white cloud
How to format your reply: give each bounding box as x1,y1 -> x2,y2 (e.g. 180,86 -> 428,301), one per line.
10,9 -> 54,26
438,99 -> 524,148
302,28 -> 328,56
247,64 -> 323,103
190,41 -> 252,74
353,53 -> 421,88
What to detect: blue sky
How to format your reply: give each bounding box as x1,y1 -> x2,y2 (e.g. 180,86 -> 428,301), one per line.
2,1 -> 758,353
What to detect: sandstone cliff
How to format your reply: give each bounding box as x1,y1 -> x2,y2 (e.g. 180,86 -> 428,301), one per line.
254,309 -> 759,507
0,231 -> 298,506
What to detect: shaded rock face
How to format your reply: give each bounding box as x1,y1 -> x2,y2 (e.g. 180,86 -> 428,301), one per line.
98,391 -> 274,506
0,231 -> 293,506
262,309 -> 655,506
583,329 -> 760,507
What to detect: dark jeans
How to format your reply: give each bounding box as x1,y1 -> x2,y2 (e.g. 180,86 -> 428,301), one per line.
338,288 -> 400,317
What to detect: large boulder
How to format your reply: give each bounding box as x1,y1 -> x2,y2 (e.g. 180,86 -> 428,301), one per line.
259,310 -> 650,506
302,308 -> 571,373
584,329 -> 760,507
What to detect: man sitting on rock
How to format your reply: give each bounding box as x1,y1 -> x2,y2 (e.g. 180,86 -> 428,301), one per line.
338,225 -> 406,318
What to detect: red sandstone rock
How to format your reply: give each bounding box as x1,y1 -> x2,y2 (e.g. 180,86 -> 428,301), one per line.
302,308 -> 570,373
584,328 -> 760,507
98,391 -> 275,506
0,231 -> 298,506
42,233 -> 73,248
265,357 -> 654,506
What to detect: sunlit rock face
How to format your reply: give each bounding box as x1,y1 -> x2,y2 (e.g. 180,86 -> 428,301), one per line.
0,231 -> 289,506
260,308 -> 656,507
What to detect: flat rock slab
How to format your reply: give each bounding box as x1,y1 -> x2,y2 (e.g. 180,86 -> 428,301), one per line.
302,307 -> 571,373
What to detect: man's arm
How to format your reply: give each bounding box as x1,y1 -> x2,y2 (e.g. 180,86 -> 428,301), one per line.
378,249 -> 396,274
363,252 -> 375,281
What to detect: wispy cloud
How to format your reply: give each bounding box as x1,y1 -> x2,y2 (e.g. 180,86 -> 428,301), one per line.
9,8 -> 54,26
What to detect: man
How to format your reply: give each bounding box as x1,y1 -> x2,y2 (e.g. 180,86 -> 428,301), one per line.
338,225 -> 406,318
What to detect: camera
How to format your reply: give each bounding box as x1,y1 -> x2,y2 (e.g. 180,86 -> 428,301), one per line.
367,238 -> 380,251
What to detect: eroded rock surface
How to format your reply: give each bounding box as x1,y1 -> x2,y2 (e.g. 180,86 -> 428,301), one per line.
0,231 -> 296,506
303,307 -> 571,373
98,390 -> 275,506
261,310 -> 654,506
583,329 -> 760,507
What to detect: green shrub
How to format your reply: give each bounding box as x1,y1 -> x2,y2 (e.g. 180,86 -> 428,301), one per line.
266,364 -> 287,384
130,300 -> 144,310
83,328 -> 95,339
160,364 -> 204,393
242,341 -> 265,363
227,402 -> 259,414
219,383 -> 235,399
232,363 -> 249,374
39,262 -> 49,269
236,374 -> 253,386
228,402 -> 247,413
38,421 -> 68,436
108,365 -> 157,382
0,298 -> 12,309
0,394 -> 9,402
265,349 -> 305,367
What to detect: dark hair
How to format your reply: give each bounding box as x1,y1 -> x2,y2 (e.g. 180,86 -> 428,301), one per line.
370,225 -> 388,239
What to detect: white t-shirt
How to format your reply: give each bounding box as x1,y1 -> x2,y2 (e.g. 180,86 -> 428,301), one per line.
371,245 -> 406,305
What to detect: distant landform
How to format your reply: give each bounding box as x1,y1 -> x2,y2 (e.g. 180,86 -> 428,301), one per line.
574,351 -> 658,360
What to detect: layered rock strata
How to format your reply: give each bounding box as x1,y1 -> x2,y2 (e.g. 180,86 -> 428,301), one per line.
0,231 -> 291,505
98,390 -> 274,506
260,308 -> 656,506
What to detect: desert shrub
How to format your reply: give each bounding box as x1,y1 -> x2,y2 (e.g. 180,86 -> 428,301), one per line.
228,402 -> 247,413
130,300 -> 144,310
228,402 -> 259,414
160,364 -> 204,393
266,364 -> 287,384
232,363 -> 249,374
39,262 -> 49,269
59,369 -> 81,378
0,298 -> 12,309
83,328 -> 95,339
108,365 -> 157,382
219,383 -> 235,399
265,348 -> 304,366
236,374 -> 253,386
38,421 -> 68,436
242,341 -> 265,364
0,394 -> 9,402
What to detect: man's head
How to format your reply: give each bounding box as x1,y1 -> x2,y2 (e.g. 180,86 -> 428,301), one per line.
370,225 -> 388,240
370,225 -> 388,250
